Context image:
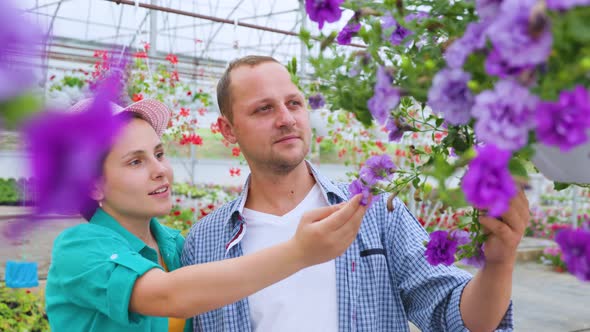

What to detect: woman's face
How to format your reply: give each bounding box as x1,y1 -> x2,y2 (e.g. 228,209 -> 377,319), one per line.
99,118 -> 173,219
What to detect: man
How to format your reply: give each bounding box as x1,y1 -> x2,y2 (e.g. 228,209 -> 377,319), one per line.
182,55 -> 529,332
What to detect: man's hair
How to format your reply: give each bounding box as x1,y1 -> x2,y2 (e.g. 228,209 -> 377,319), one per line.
216,55 -> 279,123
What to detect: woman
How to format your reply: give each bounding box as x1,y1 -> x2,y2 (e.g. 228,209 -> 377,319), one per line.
45,98 -> 367,332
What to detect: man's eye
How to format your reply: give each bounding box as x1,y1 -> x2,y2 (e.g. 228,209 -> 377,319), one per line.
257,105 -> 272,112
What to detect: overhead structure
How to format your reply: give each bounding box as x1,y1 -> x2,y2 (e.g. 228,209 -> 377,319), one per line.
20,0 -> 357,94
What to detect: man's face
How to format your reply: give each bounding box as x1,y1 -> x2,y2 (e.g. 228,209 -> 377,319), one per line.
219,62 -> 311,173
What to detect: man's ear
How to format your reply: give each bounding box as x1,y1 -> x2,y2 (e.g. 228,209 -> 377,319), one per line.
218,116 -> 238,144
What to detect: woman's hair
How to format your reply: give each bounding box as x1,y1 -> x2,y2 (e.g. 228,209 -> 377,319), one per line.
80,111 -> 147,221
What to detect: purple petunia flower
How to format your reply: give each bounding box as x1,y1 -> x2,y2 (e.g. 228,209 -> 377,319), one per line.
425,230 -> 459,266
348,52 -> 371,77
555,228 -> 590,281
305,0 -> 344,29
21,65 -> 126,216
444,21 -> 489,69
359,154 -> 396,185
546,0 -> 590,10
382,14 -> 413,46
535,85 -> 590,151
475,0 -> 503,20
486,0 -> 553,70
405,11 -> 429,23
472,80 -> 538,151
348,179 -> 373,207
453,230 -> 486,268
337,21 -> 361,45
368,66 -> 401,125
484,48 -> 535,78
462,144 -> 517,217
0,1 -> 44,100
385,116 -> 407,142
308,93 -> 326,110
427,68 -> 475,125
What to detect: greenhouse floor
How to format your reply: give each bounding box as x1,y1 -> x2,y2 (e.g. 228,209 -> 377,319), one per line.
1,208 -> 589,332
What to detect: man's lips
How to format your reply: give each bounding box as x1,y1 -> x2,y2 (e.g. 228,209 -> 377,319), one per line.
275,135 -> 300,143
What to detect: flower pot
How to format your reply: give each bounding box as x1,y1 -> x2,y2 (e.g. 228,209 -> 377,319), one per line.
531,139 -> 590,184
5,261 -> 39,288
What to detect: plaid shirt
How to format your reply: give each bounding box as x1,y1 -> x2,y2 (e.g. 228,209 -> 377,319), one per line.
181,163 -> 514,332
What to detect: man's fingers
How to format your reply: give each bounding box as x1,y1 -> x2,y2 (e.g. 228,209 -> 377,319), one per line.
320,194 -> 363,231
500,190 -> 528,233
339,199 -> 368,235
515,191 -> 531,225
479,216 -> 511,238
302,202 -> 347,223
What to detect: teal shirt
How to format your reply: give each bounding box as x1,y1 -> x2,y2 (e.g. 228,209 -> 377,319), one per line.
46,208 -> 192,332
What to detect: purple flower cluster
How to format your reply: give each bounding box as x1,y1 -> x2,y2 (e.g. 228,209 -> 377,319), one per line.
385,117 -> 407,142
484,48 -> 536,79
427,68 -> 474,125
359,154 -> 396,185
535,85 -> 590,151
349,154 -> 396,206
382,15 -> 413,46
304,0 -> 344,29
0,1 -> 44,100
348,179 -> 372,206
22,64 -> 126,216
445,0 -> 553,77
425,229 -> 487,267
425,230 -> 459,266
453,230 -> 486,268
475,0 -> 503,20
462,144 -> 517,217
337,20 -> 361,45
444,21 -> 489,69
368,66 -> 400,125
308,93 -> 326,110
555,228 -> 590,282
486,0 -> 552,77
546,0 -> 590,10
472,80 -> 538,151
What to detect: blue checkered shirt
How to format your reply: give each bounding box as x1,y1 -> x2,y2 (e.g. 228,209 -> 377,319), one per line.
181,163 -> 514,332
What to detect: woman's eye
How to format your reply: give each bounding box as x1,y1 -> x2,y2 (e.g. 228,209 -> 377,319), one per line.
156,151 -> 165,159
289,100 -> 302,106
129,159 -> 142,166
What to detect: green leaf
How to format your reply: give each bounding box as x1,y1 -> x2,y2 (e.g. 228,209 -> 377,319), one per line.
508,157 -> 528,179
440,188 -> 468,209
299,28 -> 313,50
432,154 -> 455,180
0,93 -> 43,130
412,177 -> 421,189
553,182 -> 571,191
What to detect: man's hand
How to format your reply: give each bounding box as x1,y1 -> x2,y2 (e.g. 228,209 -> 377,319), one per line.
479,189 -> 530,266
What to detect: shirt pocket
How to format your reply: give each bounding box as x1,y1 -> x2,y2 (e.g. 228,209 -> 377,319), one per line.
356,246 -> 403,330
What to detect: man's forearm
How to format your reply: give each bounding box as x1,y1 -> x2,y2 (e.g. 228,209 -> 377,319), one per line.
460,263 -> 514,332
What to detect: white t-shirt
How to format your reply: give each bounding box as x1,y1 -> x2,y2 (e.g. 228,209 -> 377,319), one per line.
241,184 -> 339,332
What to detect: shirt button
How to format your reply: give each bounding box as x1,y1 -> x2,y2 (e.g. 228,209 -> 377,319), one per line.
110,254 -> 118,260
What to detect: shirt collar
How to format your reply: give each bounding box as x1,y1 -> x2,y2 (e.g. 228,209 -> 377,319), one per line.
89,208 -> 180,252
223,160 -> 349,227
